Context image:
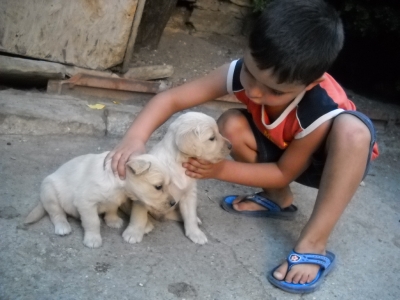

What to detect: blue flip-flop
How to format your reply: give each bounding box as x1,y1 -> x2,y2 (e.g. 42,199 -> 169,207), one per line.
267,250 -> 336,294
221,193 -> 297,220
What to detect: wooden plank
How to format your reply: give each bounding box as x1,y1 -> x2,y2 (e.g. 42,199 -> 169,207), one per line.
47,81 -> 153,102
48,73 -> 169,95
122,0 -> 146,72
70,74 -> 166,93
122,65 -> 174,80
135,0 -> 178,50
0,55 -> 65,80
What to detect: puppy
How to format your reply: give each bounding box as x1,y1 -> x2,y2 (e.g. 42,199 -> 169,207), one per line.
127,112 -> 231,244
24,152 -> 175,248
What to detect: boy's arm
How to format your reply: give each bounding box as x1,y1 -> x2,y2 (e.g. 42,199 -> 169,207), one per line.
185,120 -> 333,188
107,63 -> 231,179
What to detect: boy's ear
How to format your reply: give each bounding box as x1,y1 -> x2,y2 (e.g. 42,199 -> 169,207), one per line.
304,75 -> 325,91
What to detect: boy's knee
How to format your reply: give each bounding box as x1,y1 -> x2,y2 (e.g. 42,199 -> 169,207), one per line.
217,109 -> 247,139
329,114 -> 371,149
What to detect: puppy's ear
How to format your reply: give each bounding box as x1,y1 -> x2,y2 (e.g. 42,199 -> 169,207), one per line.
175,130 -> 203,157
126,158 -> 151,175
193,125 -> 202,137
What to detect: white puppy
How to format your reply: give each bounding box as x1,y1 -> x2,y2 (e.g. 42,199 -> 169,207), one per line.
127,112 -> 231,244
24,152 -> 175,248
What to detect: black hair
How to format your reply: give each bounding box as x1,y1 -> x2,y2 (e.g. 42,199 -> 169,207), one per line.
249,0 -> 344,85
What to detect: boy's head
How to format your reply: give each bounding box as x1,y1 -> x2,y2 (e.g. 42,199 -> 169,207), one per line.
249,0 -> 344,86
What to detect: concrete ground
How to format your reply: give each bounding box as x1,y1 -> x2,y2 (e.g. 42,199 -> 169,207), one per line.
0,87 -> 400,300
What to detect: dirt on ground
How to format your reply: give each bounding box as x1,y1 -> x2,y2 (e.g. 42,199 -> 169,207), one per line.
130,23 -> 247,87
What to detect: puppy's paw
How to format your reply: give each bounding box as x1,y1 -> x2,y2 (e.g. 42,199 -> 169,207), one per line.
54,221 -> 71,236
122,226 -> 145,244
105,216 -> 124,229
83,234 -> 102,248
144,220 -> 154,234
186,228 -> 208,245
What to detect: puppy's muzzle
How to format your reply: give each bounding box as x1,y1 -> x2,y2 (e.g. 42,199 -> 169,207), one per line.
222,136 -> 232,150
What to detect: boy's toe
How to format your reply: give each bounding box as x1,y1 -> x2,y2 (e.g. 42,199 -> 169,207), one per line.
285,270 -> 296,283
291,272 -> 302,284
301,274 -> 310,284
273,261 -> 288,280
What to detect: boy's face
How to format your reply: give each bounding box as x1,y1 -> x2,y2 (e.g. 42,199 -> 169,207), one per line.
240,50 -> 321,108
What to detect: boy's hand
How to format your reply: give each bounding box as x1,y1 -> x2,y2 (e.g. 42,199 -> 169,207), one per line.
183,158 -> 224,179
104,138 -> 146,179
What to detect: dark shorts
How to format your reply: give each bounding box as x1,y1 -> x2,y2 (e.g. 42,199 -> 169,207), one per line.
239,109 -> 377,189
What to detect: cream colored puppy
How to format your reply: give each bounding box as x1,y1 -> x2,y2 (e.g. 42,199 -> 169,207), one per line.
24,152 -> 175,248
128,112 -> 231,244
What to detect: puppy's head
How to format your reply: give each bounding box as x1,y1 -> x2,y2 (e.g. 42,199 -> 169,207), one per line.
172,112 -> 231,162
125,154 -> 177,213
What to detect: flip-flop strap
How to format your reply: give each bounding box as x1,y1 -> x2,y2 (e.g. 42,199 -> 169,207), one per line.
242,194 -> 282,212
287,250 -> 332,271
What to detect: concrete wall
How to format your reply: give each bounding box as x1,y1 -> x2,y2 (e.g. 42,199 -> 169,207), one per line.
0,0 -> 139,70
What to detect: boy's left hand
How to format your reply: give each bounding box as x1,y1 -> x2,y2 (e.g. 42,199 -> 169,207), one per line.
183,158 -> 224,179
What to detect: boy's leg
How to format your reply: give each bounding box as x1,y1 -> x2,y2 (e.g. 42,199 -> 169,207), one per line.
220,110 -> 373,283
217,109 -> 293,209
273,113 -> 372,284
217,109 -> 258,163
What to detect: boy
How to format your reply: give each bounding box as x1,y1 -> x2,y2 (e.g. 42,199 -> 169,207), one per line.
106,0 -> 378,294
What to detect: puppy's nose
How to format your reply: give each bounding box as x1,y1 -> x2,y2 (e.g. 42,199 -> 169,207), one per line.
227,143 -> 232,150
169,200 -> 176,207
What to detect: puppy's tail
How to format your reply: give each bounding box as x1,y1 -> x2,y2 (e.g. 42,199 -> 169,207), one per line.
24,202 -> 46,224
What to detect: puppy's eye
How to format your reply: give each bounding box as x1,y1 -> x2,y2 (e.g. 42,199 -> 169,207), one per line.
154,185 -> 163,190
209,136 -> 216,141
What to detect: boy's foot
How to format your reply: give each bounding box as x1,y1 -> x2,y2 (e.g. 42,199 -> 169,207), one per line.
233,188 -> 293,212
267,250 -> 336,294
273,257 -> 322,284
221,192 -> 297,219
273,243 -> 329,284
232,195 -> 268,211
268,249 -> 336,293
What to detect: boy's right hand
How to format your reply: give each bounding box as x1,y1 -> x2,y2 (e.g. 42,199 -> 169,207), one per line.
104,138 -> 146,179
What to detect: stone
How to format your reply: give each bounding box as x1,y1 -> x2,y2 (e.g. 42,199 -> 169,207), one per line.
194,0 -> 220,11
220,2 -> 252,18
230,0 -> 253,8
189,8 -> 244,36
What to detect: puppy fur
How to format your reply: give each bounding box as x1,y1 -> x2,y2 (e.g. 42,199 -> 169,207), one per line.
128,112 -> 231,244
24,152 -> 174,248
